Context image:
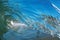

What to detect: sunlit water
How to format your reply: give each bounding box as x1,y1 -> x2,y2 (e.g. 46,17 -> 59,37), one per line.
3,0 -> 60,40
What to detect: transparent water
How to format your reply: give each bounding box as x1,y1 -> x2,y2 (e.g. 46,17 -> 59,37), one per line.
3,0 -> 60,40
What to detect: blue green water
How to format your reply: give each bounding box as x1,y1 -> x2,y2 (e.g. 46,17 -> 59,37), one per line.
4,0 -> 60,40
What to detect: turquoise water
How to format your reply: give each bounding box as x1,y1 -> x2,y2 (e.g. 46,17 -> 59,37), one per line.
4,0 -> 60,40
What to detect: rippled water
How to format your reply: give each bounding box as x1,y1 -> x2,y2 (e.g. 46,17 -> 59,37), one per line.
3,0 -> 60,40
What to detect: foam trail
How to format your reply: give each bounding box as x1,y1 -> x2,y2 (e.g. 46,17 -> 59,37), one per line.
52,3 -> 60,13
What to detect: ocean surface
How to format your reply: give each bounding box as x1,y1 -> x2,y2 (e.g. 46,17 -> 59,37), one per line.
3,0 -> 60,40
